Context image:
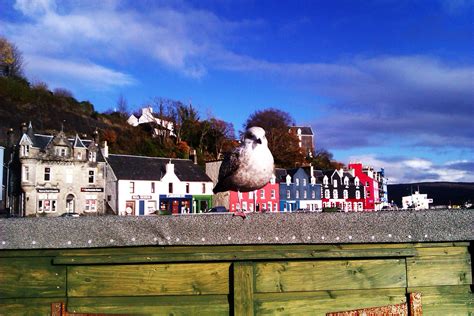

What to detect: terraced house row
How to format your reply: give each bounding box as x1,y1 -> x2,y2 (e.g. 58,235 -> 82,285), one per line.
3,124 -> 388,216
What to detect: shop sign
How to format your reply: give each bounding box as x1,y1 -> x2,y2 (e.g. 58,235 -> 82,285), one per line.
132,195 -> 152,200
167,194 -> 186,198
81,187 -> 104,192
37,188 -> 60,193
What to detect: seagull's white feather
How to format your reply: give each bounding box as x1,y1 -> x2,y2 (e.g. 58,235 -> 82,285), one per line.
214,126 -> 274,193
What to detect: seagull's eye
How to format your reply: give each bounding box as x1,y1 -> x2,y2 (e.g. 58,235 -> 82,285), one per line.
256,138 -> 262,144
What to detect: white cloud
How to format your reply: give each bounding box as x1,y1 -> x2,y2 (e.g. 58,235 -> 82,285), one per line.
347,154 -> 474,183
26,55 -> 136,89
14,0 -> 56,17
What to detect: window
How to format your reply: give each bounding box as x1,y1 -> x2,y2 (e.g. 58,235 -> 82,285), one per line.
274,203 -> 278,211
38,199 -> 57,213
286,190 -> 291,199
88,170 -> 95,184
85,199 -> 97,212
355,178 -> 360,186
323,176 -> 328,186
249,203 -> 254,212
333,179 -> 338,187
242,201 -> 247,211
202,183 -> 206,194
311,190 -> 315,199
268,202 -> 272,211
168,183 -> 173,193
271,189 -> 276,199
296,178 -> 300,186
343,190 -> 348,199
302,179 -> 306,186
344,177 -> 349,186
148,201 -> 157,213
260,189 -> 265,199
296,191 -> 299,199
151,182 -> 155,193
333,189 -> 338,199
356,190 -> 361,199
130,182 -> 135,194
23,166 -> 29,182
303,190 -> 307,198
325,189 -> 330,199
238,191 -> 243,199
44,167 -> 51,181
249,191 -> 254,199
186,183 -> 190,194
366,191 -> 371,198
77,152 -> 82,160
22,145 -> 30,156
88,151 -> 96,162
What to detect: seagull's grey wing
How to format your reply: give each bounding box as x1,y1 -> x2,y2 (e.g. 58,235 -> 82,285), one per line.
213,148 -> 241,193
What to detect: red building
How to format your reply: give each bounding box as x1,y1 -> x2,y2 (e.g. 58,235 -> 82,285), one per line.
347,163 -> 380,211
229,175 -> 280,212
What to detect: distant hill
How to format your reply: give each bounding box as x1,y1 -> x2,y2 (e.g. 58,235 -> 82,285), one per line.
388,182 -> 474,207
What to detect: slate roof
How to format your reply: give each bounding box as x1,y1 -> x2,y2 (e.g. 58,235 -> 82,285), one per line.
107,154 -> 212,182
0,209 -> 472,249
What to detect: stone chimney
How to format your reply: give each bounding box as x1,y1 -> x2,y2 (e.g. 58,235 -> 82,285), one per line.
189,149 -> 197,164
101,141 -> 109,158
166,160 -> 175,175
7,128 -> 15,148
21,122 -> 27,134
92,129 -> 99,144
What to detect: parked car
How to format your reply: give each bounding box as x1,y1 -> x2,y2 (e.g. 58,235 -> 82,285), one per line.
60,212 -> 80,217
206,206 -> 228,213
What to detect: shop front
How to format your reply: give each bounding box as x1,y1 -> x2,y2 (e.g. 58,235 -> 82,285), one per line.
159,194 -> 192,214
192,195 -> 212,213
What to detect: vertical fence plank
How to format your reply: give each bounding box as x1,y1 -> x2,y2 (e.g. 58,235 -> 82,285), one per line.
233,262 -> 254,316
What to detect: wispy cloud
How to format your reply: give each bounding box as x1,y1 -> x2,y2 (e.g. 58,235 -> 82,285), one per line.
348,154 -> 474,183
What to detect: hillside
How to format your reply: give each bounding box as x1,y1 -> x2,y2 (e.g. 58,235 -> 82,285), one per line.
388,182 -> 474,207
0,76 -> 191,159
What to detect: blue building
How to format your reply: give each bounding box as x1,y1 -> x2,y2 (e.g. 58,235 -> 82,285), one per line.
277,166 -> 322,212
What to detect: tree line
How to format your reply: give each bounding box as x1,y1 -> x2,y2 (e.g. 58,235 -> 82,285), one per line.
1,36 -> 343,170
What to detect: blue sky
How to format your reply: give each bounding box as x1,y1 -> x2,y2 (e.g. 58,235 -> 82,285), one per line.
1,0 -> 473,183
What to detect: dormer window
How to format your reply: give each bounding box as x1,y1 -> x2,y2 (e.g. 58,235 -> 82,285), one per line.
21,145 -> 30,157
333,179 -> 338,187
88,151 -> 96,162
302,179 -> 306,186
323,176 -> 328,186
355,177 -> 360,186
344,177 -> 349,186
296,178 -> 300,186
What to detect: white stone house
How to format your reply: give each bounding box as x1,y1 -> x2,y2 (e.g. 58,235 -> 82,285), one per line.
402,191 -> 433,210
106,154 -> 213,216
127,106 -> 175,138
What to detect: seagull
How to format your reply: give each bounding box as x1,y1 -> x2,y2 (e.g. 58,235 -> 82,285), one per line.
213,126 -> 274,217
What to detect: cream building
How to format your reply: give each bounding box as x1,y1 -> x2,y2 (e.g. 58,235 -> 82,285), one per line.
12,123 -> 106,216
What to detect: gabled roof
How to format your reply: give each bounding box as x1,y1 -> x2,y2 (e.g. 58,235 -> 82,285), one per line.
106,154 -> 212,182
72,134 -> 86,148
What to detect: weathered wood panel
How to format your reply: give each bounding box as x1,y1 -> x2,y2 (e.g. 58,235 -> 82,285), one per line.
407,254 -> 472,287
255,259 -> 406,293
0,258 -> 66,299
233,262 -> 255,316
254,288 -> 407,315
67,295 -> 229,315
68,262 -> 231,297
53,248 -> 415,265
0,297 -> 66,316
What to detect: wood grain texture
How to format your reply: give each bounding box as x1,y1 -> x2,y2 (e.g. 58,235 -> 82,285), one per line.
255,259 -> 406,293
67,295 -> 229,315
67,262 -> 231,297
407,254 -> 472,287
254,288 -> 407,315
0,257 -> 66,298
0,297 -> 66,315
233,262 -> 255,316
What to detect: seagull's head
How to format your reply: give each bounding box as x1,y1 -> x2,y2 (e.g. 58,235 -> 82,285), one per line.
244,126 -> 268,147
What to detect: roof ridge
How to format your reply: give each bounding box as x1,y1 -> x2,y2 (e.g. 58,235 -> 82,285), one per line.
108,153 -> 192,161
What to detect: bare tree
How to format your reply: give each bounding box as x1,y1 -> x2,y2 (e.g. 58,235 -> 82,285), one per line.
116,94 -> 129,116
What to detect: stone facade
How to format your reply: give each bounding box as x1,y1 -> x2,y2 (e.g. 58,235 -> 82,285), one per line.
11,124 -> 106,216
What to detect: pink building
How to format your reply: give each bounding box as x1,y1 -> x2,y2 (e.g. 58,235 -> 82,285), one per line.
229,175 -> 280,212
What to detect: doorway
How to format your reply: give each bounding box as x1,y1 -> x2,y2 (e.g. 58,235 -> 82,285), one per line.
66,194 -> 75,213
